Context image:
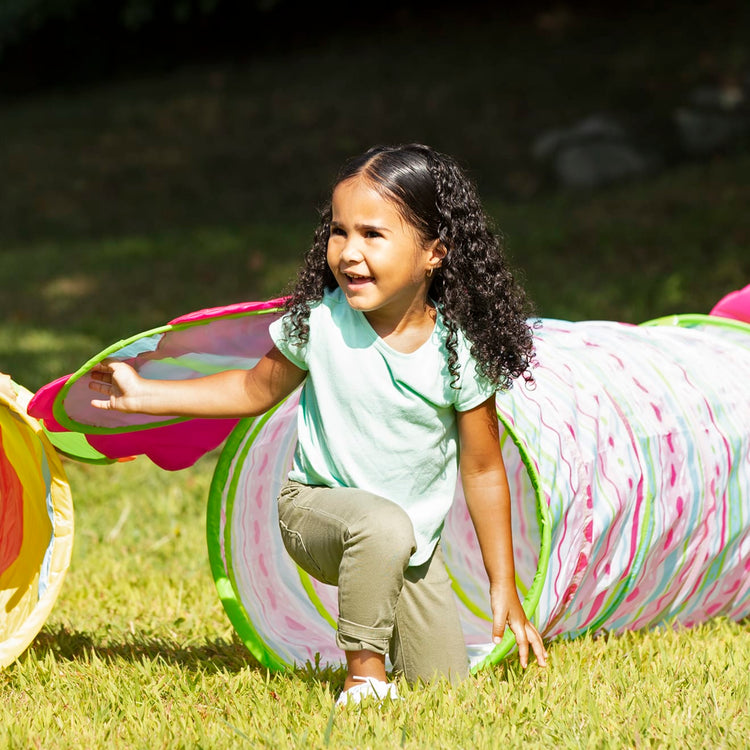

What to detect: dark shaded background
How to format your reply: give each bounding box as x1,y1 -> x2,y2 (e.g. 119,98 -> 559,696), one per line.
3,0 -> 749,234
1,0 -> 749,388
0,1 -> 639,94
4,0 -> 746,97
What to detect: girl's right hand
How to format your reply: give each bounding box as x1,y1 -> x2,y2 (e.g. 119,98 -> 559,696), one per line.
86,347 -> 305,419
88,361 -> 147,413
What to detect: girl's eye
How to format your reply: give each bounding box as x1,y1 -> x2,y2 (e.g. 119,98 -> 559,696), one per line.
365,230 -> 382,239
330,226 -> 346,237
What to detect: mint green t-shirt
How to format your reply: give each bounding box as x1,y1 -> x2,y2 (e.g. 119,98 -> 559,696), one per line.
269,287 -> 496,566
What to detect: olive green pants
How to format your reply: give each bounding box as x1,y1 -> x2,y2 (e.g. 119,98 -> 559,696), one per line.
277,480 -> 469,684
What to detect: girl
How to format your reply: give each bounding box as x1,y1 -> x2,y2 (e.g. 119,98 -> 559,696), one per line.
89,144 -> 548,704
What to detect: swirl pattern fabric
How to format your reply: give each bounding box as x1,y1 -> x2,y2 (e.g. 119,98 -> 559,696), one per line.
208,314 -> 750,670
25,289 -> 750,671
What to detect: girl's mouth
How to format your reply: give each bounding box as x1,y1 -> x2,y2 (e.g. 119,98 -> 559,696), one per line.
344,273 -> 374,286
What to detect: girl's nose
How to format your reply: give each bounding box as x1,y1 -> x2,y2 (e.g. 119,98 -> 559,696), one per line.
340,239 -> 364,263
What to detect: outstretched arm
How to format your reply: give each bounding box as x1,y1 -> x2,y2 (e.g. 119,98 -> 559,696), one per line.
457,396 -> 548,668
88,346 -> 306,419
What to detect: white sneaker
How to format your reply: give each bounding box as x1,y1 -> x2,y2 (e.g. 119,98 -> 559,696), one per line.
335,676 -> 400,707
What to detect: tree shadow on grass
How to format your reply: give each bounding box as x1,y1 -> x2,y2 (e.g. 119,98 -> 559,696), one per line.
29,624 -> 263,674
27,624 -> 347,685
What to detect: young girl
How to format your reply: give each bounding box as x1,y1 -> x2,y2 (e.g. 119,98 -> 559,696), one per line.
89,143 -> 548,704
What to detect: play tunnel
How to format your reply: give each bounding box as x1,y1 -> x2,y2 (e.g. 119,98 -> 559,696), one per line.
1,386 -> 73,668
26,289 -> 750,671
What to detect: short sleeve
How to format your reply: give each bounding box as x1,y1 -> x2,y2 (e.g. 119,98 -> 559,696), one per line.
453,340 -> 497,412
269,314 -> 309,371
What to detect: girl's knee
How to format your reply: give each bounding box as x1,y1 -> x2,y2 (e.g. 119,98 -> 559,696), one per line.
350,500 -> 416,564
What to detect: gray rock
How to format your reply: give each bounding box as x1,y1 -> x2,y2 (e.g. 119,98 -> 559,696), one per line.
675,83 -> 750,155
532,76 -> 750,190
675,107 -> 749,155
532,115 -> 627,160
533,115 -> 658,188
554,142 -> 656,189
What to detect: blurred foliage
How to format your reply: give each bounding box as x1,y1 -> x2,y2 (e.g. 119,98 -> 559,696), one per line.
0,0 -> 283,54
2,1 -> 747,97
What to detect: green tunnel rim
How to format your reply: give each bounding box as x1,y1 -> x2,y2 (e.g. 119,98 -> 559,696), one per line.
206,312 -> 750,673
53,307 -> 284,435
205,396 -> 553,674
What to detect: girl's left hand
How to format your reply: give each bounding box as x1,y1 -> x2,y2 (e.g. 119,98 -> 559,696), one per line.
490,583 -> 548,668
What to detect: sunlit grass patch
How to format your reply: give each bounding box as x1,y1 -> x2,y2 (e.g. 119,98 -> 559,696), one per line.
3,455 -> 746,748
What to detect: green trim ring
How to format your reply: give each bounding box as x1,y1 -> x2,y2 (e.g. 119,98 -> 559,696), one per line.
205,311 -> 750,674
469,408 -> 552,673
12,383 -> 115,465
206,412 -> 291,672
53,323 -> 181,434
641,312 -> 750,334
53,307 -> 284,435
206,392 -> 552,674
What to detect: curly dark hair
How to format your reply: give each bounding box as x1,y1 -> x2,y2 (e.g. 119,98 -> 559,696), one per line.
283,143 -> 535,390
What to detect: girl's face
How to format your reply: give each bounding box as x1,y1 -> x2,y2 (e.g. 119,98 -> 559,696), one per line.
327,176 -> 444,330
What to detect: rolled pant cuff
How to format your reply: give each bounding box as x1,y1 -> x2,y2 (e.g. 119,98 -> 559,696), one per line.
336,618 -> 392,654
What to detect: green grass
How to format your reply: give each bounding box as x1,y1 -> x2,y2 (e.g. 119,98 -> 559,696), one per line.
2,459 -> 748,748
1,4 -> 749,747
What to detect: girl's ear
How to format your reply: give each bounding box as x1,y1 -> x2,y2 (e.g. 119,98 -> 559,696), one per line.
426,240 -> 447,274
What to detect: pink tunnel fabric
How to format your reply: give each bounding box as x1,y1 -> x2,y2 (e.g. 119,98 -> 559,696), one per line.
26,285 -> 750,670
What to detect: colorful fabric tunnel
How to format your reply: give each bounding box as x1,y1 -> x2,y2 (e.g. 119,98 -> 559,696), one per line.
27,287 -> 750,671
1,385 -> 74,668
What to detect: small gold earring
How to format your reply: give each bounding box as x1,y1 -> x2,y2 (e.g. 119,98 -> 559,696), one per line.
427,268 -> 434,278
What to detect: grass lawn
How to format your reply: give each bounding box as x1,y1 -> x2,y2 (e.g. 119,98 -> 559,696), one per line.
1,3 -> 749,747
3,458 -> 748,749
